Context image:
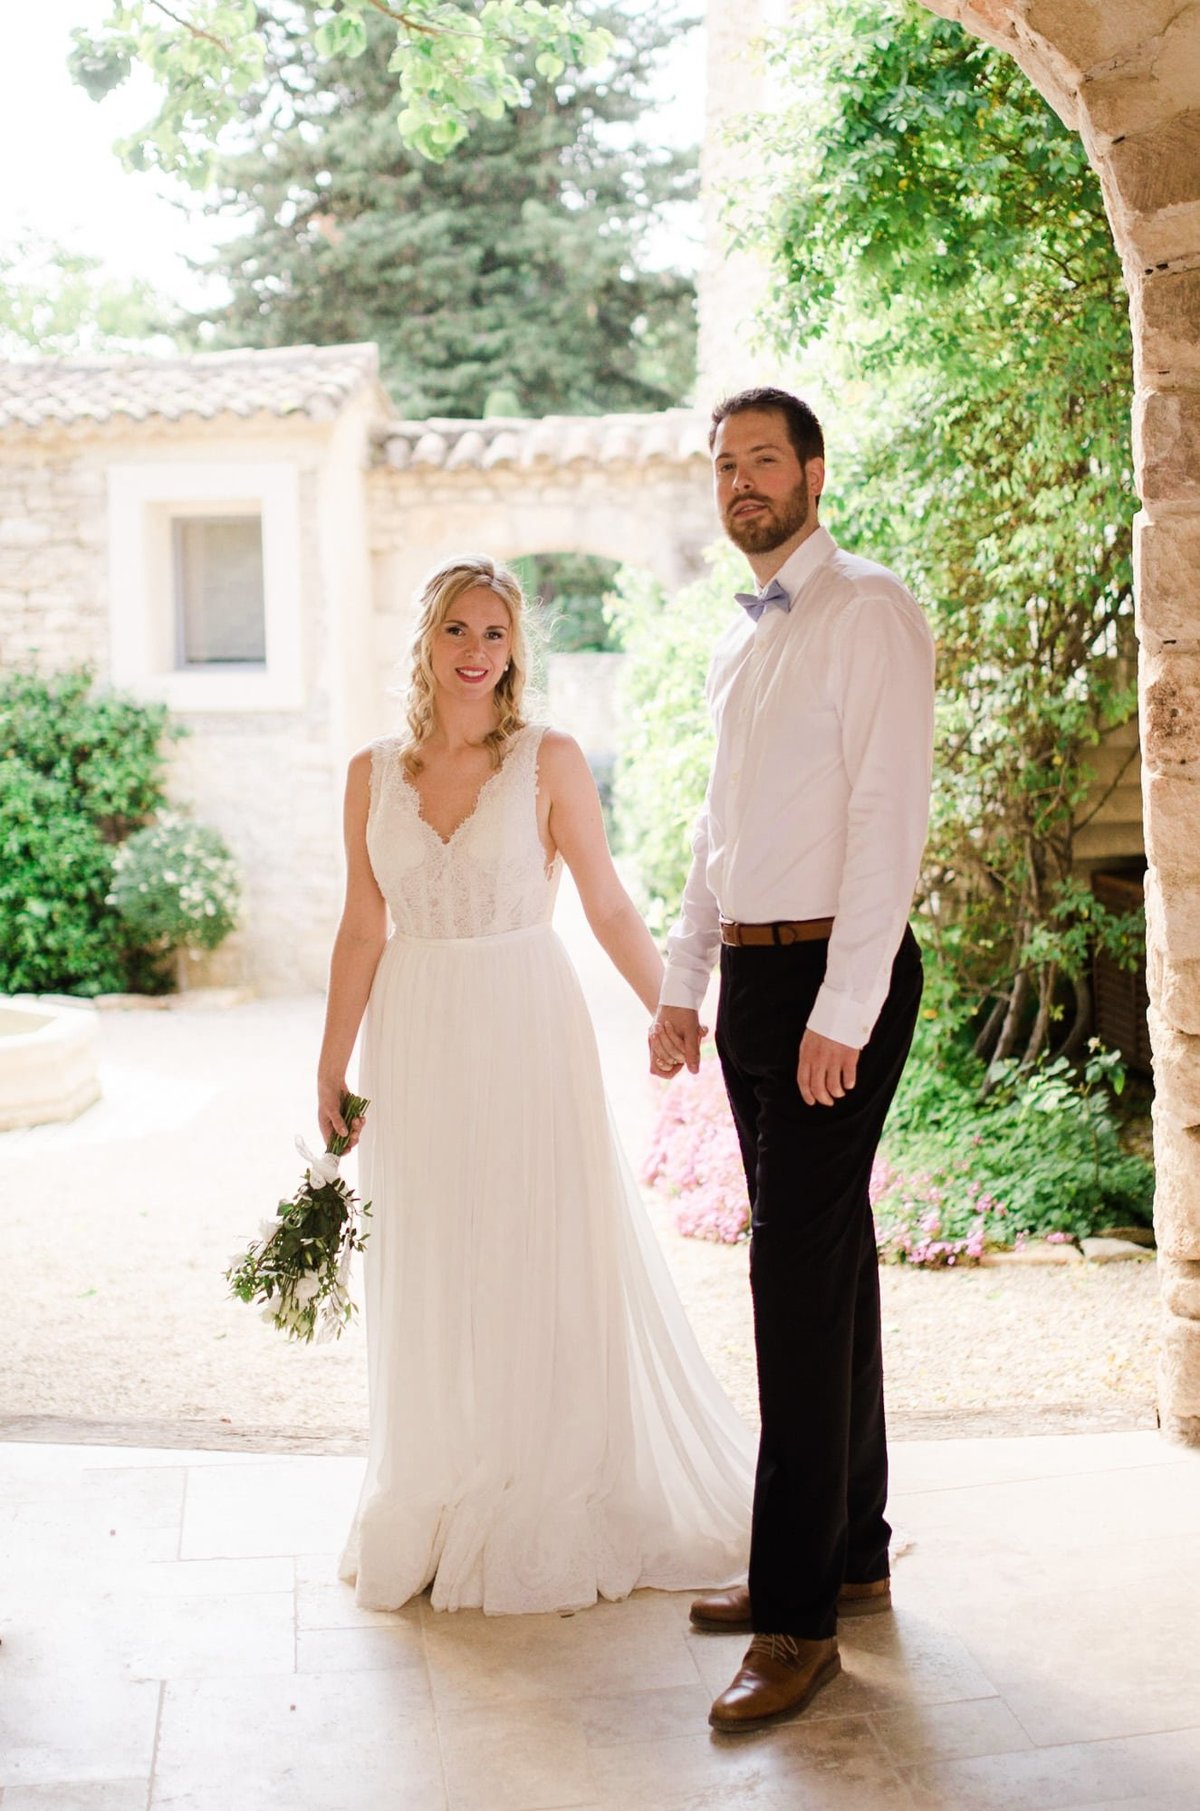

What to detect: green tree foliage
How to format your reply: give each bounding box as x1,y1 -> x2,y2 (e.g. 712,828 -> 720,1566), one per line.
181,3 -> 695,414
0,671 -> 173,995
513,553 -> 624,653
70,1 -> 613,174
747,0 -> 1140,1069
606,546 -> 743,934
0,235 -> 174,358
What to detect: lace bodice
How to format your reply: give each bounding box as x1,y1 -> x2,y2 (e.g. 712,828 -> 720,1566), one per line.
367,725 -> 560,939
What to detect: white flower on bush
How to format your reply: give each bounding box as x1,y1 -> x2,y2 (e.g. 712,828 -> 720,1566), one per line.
109,811 -> 240,954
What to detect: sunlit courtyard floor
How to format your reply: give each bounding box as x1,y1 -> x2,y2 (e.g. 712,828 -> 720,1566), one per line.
4,1430 -> 1200,1809
0,874 -> 1159,1446
3,875 -> 1187,1805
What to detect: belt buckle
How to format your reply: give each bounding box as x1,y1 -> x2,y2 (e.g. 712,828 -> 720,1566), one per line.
776,923 -> 797,947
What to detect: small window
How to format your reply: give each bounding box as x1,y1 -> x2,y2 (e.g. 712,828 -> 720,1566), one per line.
173,516 -> 266,667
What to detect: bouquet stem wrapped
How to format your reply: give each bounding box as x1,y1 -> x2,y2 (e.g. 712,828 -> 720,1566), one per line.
225,1093 -> 372,1342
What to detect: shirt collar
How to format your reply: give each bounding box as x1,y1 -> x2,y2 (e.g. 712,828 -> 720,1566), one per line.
763,525 -> 836,607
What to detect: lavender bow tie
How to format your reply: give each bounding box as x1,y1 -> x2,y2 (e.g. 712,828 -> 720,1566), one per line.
735,577 -> 792,623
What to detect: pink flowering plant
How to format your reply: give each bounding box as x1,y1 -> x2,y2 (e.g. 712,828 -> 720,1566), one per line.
640,1010 -> 1153,1264
642,1059 -> 750,1243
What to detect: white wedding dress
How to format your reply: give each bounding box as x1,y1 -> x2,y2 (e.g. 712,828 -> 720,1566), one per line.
338,724 -> 754,1614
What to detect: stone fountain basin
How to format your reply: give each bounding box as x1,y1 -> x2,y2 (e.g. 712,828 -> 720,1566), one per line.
0,996 -> 101,1132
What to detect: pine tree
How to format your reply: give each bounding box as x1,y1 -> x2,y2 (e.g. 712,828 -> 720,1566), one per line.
194,3 -> 697,417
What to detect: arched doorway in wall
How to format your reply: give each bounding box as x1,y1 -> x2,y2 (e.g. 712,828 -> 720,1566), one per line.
700,0 -> 1199,1438
903,0 -> 1200,1442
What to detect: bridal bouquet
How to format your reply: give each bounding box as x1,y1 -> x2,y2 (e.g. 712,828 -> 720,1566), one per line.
225,1093 -> 372,1343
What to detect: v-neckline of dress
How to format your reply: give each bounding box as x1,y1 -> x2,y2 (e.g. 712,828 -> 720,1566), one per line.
400,737 -> 516,848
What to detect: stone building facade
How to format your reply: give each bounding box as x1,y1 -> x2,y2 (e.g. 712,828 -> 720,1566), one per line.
0,350 -> 713,990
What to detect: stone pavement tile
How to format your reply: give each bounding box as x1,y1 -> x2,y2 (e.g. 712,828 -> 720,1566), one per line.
895,1525 -> 1199,1617
0,1670 -> 160,1789
576,1683 -> 713,1747
892,1454 -> 1200,1551
588,1712 -> 915,1810
296,1622 -> 431,1700
0,1584 -> 294,1683
901,1724 -> 1200,1811
295,1551 -> 415,1629
871,1699 -> 1035,1765
1,1466 -> 185,1589
889,1434 -> 1190,1498
151,1672 -> 446,1811
437,1699 -> 595,1811
686,1610 -> 997,1714
178,1456 -> 361,1559
421,1591 -> 700,1712
943,1577 -> 1200,1746
0,1785 -> 151,1810
1062,1798 -> 1200,1810
122,1554 -> 295,1598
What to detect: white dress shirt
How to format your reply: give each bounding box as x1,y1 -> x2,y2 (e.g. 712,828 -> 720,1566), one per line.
660,526 -> 935,1049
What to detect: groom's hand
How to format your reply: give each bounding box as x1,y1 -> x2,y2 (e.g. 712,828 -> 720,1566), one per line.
650,1006 -> 705,1077
797,1028 -> 860,1107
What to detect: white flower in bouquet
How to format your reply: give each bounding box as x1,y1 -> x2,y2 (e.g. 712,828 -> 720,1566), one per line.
225,1093 -> 372,1344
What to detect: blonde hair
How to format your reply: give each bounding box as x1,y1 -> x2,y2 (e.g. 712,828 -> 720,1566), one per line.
400,555 -> 529,776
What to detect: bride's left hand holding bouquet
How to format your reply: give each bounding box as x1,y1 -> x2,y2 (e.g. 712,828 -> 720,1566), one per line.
225,1092 -> 372,1343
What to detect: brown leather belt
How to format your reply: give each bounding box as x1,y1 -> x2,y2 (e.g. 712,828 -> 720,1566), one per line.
720,917 -> 835,947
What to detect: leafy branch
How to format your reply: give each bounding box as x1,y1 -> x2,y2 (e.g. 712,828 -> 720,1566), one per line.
69,1 -> 614,178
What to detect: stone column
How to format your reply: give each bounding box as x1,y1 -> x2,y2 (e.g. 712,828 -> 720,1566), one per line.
1134,272 -> 1200,1443
923,0 -> 1200,1443
696,0 -> 795,401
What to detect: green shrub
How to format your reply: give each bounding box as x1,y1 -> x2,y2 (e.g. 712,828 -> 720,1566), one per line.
0,670 -> 175,995
109,813 -> 240,955
879,1009 -> 1155,1250
0,756 -> 128,994
606,545 -> 742,934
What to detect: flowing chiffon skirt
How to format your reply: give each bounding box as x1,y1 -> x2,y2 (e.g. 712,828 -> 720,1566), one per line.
338,922 -> 754,1615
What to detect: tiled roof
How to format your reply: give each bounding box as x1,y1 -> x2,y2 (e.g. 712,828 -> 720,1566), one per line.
0,344 -> 383,431
375,408 -> 709,471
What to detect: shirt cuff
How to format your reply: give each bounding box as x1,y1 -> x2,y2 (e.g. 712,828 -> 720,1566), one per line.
659,965 -> 710,1013
806,983 -> 876,1050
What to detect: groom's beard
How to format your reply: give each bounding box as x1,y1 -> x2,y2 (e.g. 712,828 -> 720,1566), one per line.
723,478 -> 810,554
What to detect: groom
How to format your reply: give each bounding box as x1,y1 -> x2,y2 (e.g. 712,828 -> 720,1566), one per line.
650,387 -> 935,1732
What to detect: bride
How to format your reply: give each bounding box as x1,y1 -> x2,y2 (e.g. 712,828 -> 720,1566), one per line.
318,553 -> 753,1615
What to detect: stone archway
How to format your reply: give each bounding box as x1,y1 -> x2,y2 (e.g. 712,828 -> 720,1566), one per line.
366,410 -> 713,676
698,0 -> 1200,1440
912,0 -> 1200,1443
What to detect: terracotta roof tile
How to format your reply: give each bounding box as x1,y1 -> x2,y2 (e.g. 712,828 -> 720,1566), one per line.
0,344 -> 382,431
374,409 -> 708,472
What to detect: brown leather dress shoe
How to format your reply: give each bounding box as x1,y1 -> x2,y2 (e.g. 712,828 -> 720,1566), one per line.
690,1577 -> 891,1632
708,1633 -> 841,1732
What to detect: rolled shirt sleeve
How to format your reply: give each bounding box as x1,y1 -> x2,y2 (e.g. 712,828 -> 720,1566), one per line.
660,803 -> 722,1011
806,589 -> 935,1048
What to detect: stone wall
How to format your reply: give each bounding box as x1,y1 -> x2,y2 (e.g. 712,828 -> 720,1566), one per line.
0,443 -> 109,671
366,456 -> 714,727
0,408 -> 378,996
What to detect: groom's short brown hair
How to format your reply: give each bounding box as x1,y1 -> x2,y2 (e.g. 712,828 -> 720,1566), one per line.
709,387 -> 825,468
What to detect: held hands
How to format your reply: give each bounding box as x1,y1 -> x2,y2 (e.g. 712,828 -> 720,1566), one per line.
797,1028 -> 860,1107
649,1007 -> 708,1078
317,1075 -> 366,1151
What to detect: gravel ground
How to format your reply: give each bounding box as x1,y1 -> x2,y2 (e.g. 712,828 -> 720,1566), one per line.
2,881 -> 1160,1450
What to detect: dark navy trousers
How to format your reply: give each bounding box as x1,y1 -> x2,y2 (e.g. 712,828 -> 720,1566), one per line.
716,926 -> 923,1639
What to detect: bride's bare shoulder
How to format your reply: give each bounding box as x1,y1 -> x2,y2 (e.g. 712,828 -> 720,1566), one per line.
535,727 -> 585,769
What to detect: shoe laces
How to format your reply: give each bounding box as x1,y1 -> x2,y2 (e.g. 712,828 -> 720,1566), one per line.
748,1633 -> 802,1666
